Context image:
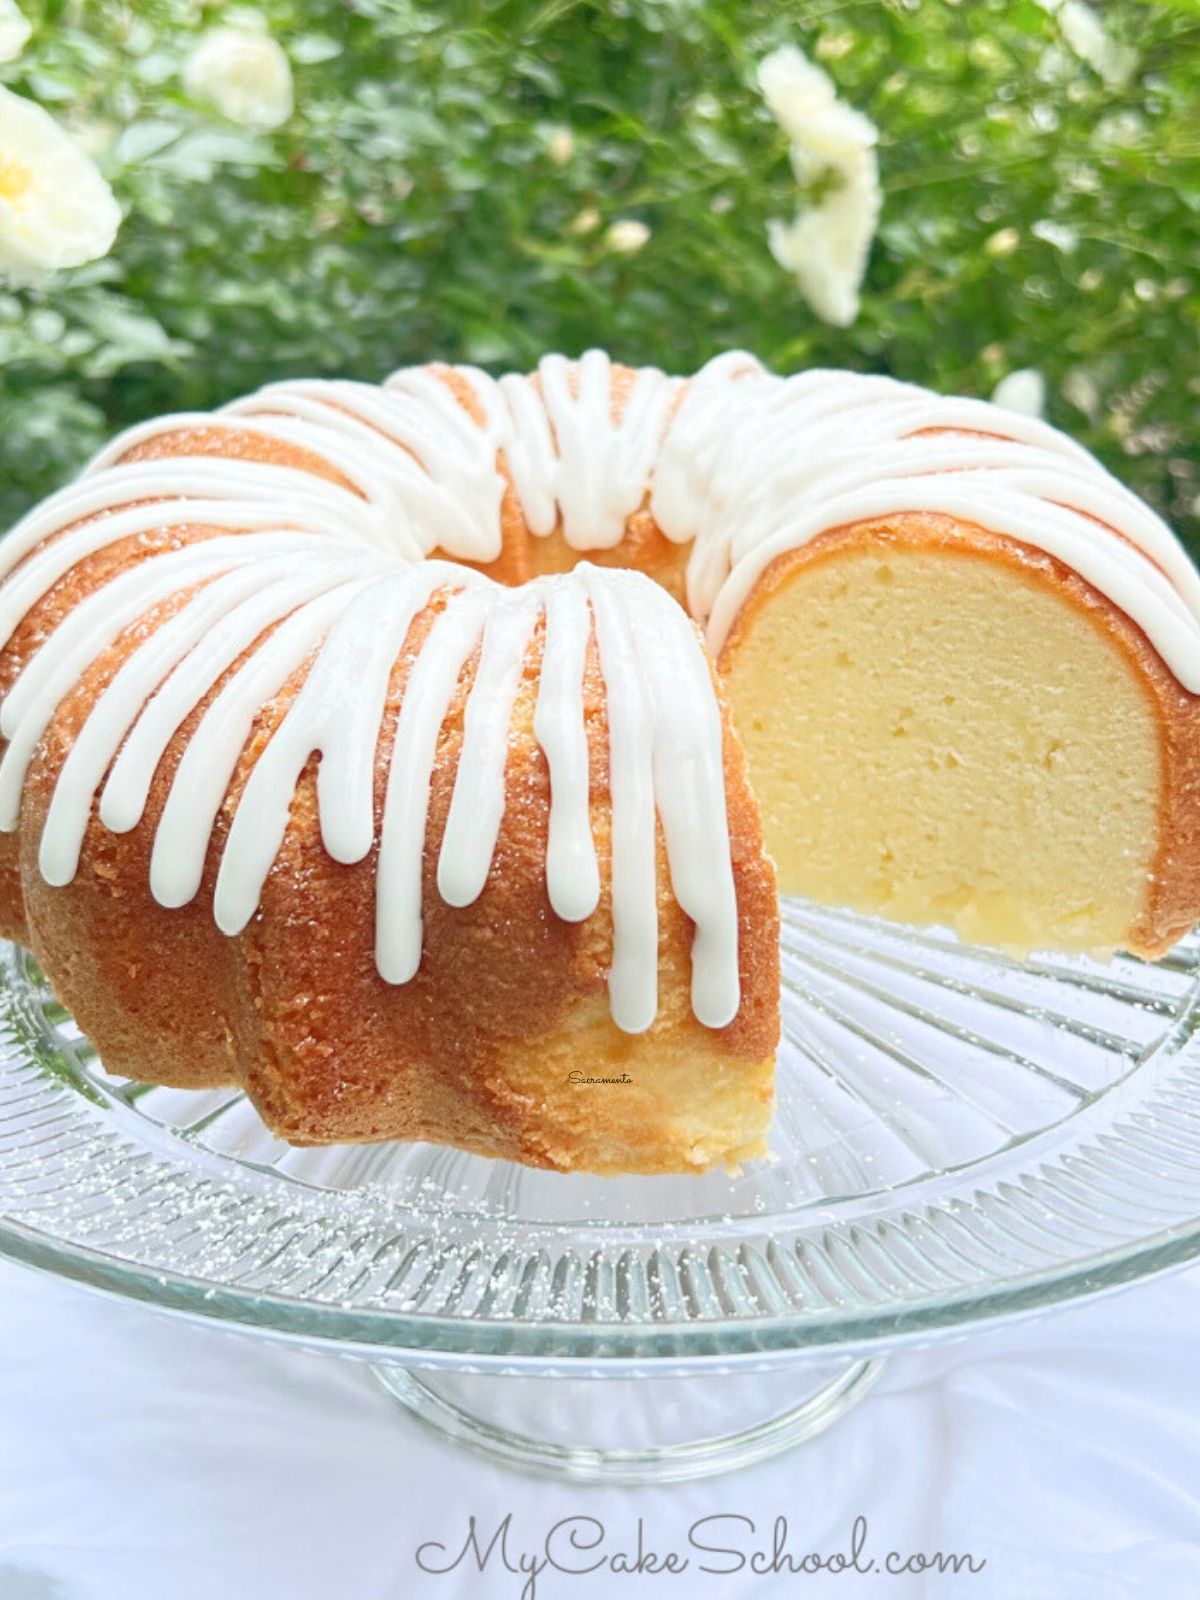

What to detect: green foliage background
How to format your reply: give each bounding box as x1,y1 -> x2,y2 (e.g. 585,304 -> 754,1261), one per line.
4,0 -> 1199,544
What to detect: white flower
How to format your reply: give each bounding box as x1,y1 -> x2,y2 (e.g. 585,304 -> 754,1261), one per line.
1034,0 -> 1136,86
1062,368 -> 1101,420
605,218 -> 651,255
183,23 -> 294,131
767,149 -> 881,327
757,45 -> 877,164
984,226 -> 1021,258
992,369 -> 1047,418
569,205 -> 601,236
0,85 -> 120,277
0,0 -> 30,63
758,45 -> 880,327
1031,218 -> 1077,254
546,125 -> 574,166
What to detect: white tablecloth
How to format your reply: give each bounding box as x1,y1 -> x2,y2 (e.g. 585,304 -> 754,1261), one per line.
0,1257 -> 1197,1599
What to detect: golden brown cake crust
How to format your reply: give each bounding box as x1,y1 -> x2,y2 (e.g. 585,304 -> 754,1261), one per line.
13,579 -> 777,1169
5,360 -> 1199,1175
0,387 -> 779,1172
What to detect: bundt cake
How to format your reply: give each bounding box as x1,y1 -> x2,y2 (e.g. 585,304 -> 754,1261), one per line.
0,348 -> 1197,1174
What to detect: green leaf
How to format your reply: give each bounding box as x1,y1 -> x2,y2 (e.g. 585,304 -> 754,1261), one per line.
114,120 -> 183,165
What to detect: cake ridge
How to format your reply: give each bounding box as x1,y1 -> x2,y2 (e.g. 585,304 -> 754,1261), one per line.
4,351 -> 1200,1005
1,509 -> 744,1034
27,349 -> 1196,681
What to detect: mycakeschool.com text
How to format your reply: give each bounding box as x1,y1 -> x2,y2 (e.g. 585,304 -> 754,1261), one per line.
414,1513 -> 987,1597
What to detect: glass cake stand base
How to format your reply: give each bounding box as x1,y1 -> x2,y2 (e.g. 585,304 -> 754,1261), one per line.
5,902 -> 1200,1486
371,1358 -> 888,1484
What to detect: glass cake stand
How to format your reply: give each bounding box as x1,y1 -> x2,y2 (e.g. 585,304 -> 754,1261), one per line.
2,898 -> 1200,1483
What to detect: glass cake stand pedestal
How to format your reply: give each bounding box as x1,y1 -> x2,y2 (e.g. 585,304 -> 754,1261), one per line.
3,899 -> 1200,1484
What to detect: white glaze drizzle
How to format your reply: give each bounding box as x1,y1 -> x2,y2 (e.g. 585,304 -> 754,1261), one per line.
0,534 -> 343,829
39,552 -> 348,886
4,348 -> 1199,1037
149,577 -> 372,910
85,408 -> 409,531
437,581 -> 545,909
649,349 -> 768,543
99,556 -> 363,837
584,567 -> 659,1032
52,348 -> 1193,679
507,351 -> 679,547
641,363 -> 1200,685
533,577 -> 600,923
390,347 -> 682,550
225,376 -> 506,561
0,457 -> 389,630
215,559 -> 473,937
585,565 -> 740,1030
706,478 -> 1200,688
376,581 -> 495,985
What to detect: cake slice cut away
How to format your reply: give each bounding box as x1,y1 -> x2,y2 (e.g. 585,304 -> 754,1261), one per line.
718,512 -> 1200,959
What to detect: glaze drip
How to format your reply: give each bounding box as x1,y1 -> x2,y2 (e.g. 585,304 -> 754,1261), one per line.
4,516 -> 741,1030
38,348 -> 1199,685
2,348 -> 1198,1037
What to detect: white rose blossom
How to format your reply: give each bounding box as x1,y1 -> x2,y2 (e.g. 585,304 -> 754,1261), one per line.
992,368 -> 1047,418
757,45 -> 880,327
758,44 -> 877,165
0,85 -> 120,277
1035,0 -> 1137,87
605,218 -> 651,255
0,0 -> 31,63
569,205 -> 601,236
183,22 -> 294,131
546,125 -> 575,166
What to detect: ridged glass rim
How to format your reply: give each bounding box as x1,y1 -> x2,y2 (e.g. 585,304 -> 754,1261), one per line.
3,1200 -> 1200,1371
3,930 -> 1200,1371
